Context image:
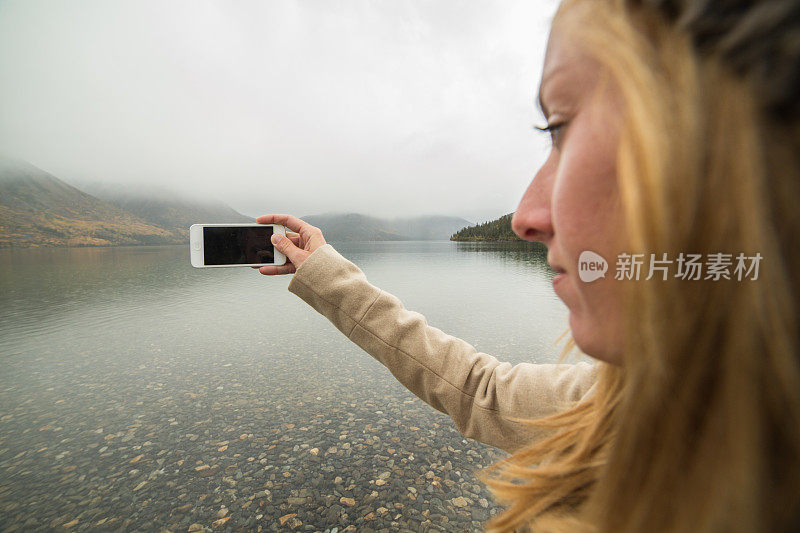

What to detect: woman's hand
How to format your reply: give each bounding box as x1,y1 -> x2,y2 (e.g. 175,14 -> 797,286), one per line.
252,214 -> 327,275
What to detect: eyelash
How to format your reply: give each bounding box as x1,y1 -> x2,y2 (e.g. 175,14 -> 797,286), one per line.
533,122 -> 566,146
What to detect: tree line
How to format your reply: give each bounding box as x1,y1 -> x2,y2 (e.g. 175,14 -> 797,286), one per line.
450,213 -> 524,241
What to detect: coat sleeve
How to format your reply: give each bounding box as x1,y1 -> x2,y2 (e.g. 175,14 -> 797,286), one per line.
286,244 -> 600,453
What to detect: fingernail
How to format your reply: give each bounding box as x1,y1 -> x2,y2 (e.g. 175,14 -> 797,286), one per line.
271,234 -> 282,244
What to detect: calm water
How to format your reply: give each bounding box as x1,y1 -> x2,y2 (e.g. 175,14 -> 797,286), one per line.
0,241 -> 576,531
0,241 -> 569,366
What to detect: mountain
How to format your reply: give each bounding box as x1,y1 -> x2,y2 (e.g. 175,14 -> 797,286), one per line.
0,158 -> 253,248
76,181 -> 253,235
450,212 -> 525,241
0,156 -> 492,247
0,158 -> 180,247
300,213 -> 474,241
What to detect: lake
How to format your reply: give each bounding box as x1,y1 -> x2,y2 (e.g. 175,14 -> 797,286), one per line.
0,241 -> 575,531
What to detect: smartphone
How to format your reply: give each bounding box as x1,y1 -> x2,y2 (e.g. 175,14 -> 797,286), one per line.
189,223 -> 287,268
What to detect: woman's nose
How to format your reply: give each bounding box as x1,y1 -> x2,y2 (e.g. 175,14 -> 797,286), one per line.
511,167 -> 554,245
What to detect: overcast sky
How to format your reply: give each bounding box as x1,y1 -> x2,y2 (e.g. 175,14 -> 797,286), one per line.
0,0 -> 559,223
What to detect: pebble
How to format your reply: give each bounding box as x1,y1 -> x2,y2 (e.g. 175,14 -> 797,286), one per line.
339,497 -> 356,507
451,496 -> 469,507
211,516 -> 230,529
0,342 -> 507,532
279,513 -> 297,525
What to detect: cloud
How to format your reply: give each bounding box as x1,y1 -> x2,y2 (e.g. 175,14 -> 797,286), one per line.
0,0 -> 559,222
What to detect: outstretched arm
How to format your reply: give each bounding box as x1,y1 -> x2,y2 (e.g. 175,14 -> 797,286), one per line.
286,243 -> 599,453
253,214 -> 598,453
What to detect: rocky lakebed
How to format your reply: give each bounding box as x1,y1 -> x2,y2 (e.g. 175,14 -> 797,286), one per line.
0,348 -> 510,532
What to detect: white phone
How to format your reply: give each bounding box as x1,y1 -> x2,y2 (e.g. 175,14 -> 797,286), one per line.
189,223 -> 287,268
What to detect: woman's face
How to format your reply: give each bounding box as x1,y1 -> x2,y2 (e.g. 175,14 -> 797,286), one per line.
512,23 -> 626,365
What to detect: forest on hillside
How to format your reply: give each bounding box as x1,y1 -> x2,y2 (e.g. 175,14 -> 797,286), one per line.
450,213 -> 524,241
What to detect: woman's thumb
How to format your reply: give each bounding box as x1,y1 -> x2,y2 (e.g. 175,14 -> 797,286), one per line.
271,233 -> 299,263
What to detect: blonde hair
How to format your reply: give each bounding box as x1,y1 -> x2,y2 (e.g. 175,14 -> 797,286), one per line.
478,0 -> 800,531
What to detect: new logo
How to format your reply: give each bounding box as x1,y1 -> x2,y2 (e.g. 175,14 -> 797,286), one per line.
578,251 -> 608,282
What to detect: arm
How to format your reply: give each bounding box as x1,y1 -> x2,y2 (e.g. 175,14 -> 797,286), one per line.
287,244 -> 599,453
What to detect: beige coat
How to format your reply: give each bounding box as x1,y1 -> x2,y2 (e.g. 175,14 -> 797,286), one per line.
287,244 -> 599,454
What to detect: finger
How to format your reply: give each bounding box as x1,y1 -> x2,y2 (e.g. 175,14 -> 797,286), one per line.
258,263 -> 297,275
256,214 -> 314,235
271,233 -> 310,267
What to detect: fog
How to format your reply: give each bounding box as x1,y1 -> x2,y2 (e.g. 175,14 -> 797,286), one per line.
0,0 -> 559,223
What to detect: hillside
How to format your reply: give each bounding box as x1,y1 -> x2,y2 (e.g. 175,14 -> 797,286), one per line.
450,212 -> 525,241
0,157 -> 259,248
0,158 -> 180,247
0,157 -> 498,247
77,182 -> 253,237
300,213 -> 473,241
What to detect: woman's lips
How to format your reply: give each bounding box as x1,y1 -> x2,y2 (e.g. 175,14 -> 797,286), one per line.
548,257 -> 567,288
547,257 -> 566,274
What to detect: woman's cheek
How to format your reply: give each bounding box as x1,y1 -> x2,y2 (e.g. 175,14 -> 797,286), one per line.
552,172 -> 594,260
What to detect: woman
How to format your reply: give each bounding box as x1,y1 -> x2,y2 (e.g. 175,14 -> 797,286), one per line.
255,0 -> 800,530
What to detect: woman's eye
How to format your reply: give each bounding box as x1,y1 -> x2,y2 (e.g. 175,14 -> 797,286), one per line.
534,122 -> 567,149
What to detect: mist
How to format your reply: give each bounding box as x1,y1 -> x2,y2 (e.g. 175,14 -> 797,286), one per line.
0,0 -> 559,223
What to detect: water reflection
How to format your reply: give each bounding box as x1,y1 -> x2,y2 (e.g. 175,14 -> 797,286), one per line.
0,246 -> 196,355
453,240 -> 553,276
326,241 -> 567,365
0,241 -> 568,364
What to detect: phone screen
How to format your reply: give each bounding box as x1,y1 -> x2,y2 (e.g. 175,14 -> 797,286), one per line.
203,226 -> 275,265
